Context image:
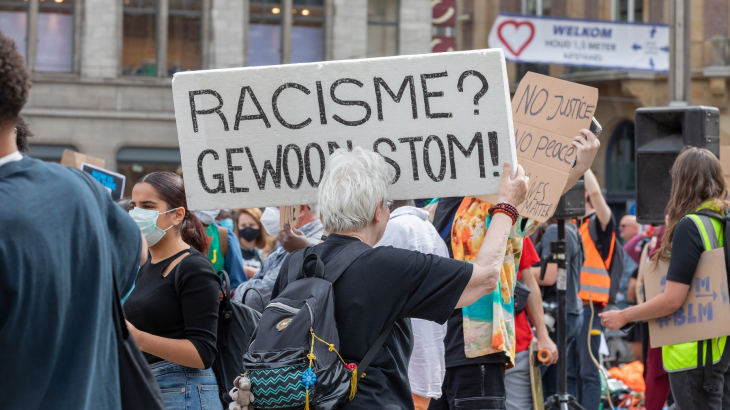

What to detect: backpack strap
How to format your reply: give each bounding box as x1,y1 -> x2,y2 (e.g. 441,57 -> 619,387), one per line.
286,240 -> 371,284
284,239 -> 385,377
356,322 -> 395,380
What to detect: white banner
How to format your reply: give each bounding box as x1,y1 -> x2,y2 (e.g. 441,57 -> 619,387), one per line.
172,50 -> 516,210
488,12 -> 669,72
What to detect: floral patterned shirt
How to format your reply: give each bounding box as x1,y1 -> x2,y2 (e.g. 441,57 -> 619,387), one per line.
451,197 -> 537,366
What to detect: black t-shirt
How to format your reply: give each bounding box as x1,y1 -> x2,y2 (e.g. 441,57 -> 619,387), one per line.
443,310 -> 509,368
666,217 -> 706,285
124,248 -> 220,367
431,197 -> 465,258
433,197 -> 509,367
241,247 -> 263,270
271,234 -> 472,410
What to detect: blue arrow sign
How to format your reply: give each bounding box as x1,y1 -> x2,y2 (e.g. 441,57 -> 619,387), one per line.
632,44 -> 643,51
650,58 -> 655,69
650,26 -> 657,38
660,46 -> 669,52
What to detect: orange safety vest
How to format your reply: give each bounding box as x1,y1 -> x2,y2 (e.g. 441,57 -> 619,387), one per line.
577,216 -> 614,304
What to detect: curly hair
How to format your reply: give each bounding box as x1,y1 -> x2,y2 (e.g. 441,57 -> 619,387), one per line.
0,31 -> 31,128
15,115 -> 33,152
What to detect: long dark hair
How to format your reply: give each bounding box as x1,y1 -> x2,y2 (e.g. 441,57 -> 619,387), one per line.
653,147 -> 729,265
138,172 -> 209,254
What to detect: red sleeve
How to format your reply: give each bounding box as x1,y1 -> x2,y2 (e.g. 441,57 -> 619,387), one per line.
518,237 -> 540,274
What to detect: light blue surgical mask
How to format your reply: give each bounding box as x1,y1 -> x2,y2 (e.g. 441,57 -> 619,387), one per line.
129,207 -> 179,246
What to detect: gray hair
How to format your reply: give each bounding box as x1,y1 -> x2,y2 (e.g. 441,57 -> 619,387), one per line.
307,203 -> 319,218
318,147 -> 394,233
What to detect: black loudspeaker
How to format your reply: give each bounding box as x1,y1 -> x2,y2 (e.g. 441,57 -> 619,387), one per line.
553,177 -> 585,219
635,106 -> 720,224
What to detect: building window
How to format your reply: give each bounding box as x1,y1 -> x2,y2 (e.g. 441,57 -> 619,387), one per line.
522,0 -> 551,16
168,0 -> 202,75
249,0 -> 283,66
0,0 -> 28,62
37,0 -> 74,73
606,121 -> 636,193
0,0 -> 76,73
292,0 -> 324,63
614,0 -> 643,22
122,0 -> 157,76
367,0 -> 398,58
123,0 -> 205,77
117,147 -> 182,197
27,144 -> 78,163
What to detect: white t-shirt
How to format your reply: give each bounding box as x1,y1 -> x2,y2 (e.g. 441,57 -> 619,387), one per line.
375,206 -> 449,399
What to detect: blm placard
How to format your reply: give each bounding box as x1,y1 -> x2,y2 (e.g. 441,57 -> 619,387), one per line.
172,50 -> 515,210
644,248 -> 730,348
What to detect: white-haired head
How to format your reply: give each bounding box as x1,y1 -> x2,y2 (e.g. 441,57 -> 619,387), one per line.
318,147 -> 394,233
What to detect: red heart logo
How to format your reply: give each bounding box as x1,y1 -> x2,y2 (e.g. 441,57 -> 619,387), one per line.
497,20 -> 535,57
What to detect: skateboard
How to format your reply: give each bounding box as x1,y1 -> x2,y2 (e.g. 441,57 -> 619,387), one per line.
529,341 -> 551,410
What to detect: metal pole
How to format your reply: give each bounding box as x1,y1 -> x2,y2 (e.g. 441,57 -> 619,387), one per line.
282,0 -> 293,64
157,0 -> 169,77
669,0 -> 690,105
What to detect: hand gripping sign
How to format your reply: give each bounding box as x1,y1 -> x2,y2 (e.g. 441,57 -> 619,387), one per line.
171,50 -> 516,210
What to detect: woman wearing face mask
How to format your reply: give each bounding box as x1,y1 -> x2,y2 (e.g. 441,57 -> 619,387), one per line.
234,208 -> 268,279
123,172 -> 221,410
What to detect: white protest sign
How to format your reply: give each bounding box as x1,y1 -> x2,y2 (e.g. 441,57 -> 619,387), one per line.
172,50 -> 516,210
488,12 -> 669,72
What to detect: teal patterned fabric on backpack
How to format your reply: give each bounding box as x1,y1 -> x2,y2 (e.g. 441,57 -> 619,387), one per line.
249,364 -> 307,408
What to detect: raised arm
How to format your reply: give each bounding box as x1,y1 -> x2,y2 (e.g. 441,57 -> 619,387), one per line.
562,129 -> 600,195
457,163 -> 528,308
584,168 -> 612,231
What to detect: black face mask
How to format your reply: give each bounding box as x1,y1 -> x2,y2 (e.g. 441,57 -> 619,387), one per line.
239,227 -> 261,242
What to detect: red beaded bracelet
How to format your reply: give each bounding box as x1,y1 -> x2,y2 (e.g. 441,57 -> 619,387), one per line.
488,203 -> 519,225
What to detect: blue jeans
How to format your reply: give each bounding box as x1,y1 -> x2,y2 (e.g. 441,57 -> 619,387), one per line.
150,360 -> 222,410
542,311 -> 583,400
576,305 -> 603,410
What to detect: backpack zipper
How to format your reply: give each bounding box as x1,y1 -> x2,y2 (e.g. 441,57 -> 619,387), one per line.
266,301 -> 315,327
266,302 -> 300,314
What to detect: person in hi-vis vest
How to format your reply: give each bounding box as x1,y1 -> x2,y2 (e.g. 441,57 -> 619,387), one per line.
575,168 -> 617,410
601,147 -> 730,410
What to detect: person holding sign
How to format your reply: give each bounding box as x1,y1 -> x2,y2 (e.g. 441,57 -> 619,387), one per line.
432,128 -> 599,410
600,147 -> 730,410
270,147 -> 529,410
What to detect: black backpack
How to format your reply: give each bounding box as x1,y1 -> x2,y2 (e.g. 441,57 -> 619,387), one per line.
176,269 -> 261,405
242,241 -> 393,410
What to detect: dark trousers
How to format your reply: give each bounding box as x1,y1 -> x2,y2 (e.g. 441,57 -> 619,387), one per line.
576,305 -> 603,410
429,363 -> 506,410
542,311 -> 583,400
668,341 -> 730,410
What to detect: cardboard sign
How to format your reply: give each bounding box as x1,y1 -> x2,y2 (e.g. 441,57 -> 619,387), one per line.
720,146 -> 730,190
644,248 -> 730,348
60,149 -> 105,170
81,162 -> 127,201
280,205 -> 301,230
510,72 -> 597,222
171,50 -> 516,210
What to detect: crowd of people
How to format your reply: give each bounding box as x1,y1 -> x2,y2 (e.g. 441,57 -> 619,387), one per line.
2,29 -> 730,410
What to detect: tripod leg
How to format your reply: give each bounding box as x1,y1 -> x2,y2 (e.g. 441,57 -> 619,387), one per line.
543,394 -> 559,410
566,395 -> 587,410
